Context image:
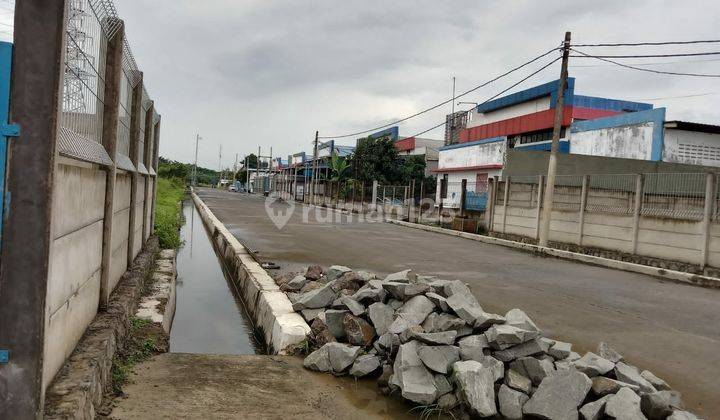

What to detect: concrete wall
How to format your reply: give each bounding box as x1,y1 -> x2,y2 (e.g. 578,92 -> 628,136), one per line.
468,96 -> 551,128
111,172 -> 132,291
438,139 -> 506,170
664,128 -> 720,167
44,158 -> 106,389
570,122 -> 655,160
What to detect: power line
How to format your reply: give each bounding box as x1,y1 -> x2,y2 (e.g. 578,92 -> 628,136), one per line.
318,46 -> 561,139
635,92 -> 719,101
570,48 -> 720,78
409,55 -> 562,138
572,39 -> 720,47
570,51 -> 720,59
570,57 -> 720,68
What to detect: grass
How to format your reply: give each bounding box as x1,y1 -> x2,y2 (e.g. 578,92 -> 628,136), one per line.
110,317 -> 160,394
154,177 -> 185,249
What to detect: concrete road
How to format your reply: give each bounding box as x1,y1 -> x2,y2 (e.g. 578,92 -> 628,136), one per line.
197,188 -> 720,418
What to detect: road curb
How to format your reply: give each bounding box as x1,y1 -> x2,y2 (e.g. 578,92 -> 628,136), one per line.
387,219 -> 720,289
191,190 -> 310,353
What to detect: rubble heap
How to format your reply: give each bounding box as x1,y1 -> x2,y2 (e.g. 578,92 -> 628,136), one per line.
277,265 -> 699,419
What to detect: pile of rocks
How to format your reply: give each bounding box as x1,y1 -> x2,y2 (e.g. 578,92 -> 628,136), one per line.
277,266 -> 699,419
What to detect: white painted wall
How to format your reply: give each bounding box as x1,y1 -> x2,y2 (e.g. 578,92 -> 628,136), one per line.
438,140 -> 506,170
570,122 -> 655,160
663,128 -> 720,167
468,96 -> 551,128
435,168 -> 501,208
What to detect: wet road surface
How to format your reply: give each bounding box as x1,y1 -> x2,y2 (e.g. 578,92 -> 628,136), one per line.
196,188 -> 720,419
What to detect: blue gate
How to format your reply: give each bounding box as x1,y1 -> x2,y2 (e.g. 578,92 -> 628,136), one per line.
465,190 -> 488,212
0,41 -> 18,244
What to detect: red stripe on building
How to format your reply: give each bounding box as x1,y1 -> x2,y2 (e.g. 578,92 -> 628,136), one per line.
459,106 -> 574,143
431,164 -> 503,173
395,137 -> 415,152
571,106 -> 620,121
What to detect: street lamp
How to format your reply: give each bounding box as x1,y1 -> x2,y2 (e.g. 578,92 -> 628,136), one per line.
457,101 -> 478,107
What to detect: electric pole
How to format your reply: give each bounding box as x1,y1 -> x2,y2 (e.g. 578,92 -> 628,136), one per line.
245,155 -> 249,191
311,131 -> 319,202
538,31 -> 571,247
193,134 -> 201,186
218,144 -> 222,188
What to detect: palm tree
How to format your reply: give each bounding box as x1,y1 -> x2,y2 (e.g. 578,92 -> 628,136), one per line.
329,151 -> 350,181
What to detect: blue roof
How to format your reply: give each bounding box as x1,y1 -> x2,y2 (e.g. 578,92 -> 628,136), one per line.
572,95 -> 652,112
476,78 -> 575,113
335,145 -> 355,157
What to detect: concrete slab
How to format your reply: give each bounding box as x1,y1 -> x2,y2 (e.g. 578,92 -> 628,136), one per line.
110,353 -> 416,420
196,188 -> 720,419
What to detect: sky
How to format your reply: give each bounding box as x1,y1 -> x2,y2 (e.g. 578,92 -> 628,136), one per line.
6,1 -> 720,169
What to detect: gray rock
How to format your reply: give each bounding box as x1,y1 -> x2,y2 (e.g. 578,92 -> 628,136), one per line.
573,352 -> 615,377
485,324 -> 539,350
549,340 -> 573,360
352,285 -> 387,304
286,275 -> 309,291
556,351 -> 582,370
398,364 -> 437,404
477,355 -> 504,382
505,369 -> 532,394
523,370 -> 592,420
446,293 -> 485,324
510,356 -> 555,386
640,370 -> 671,392
605,387 -> 646,420
422,312 -> 467,333
367,302 -> 394,335
378,363 -> 393,387
452,360 -> 497,417
303,345 -> 333,372
326,265 -> 352,281
340,296 -> 365,316
388,299 -> 404,310
493,338 -> 551,362
456,324 -> 474,338
326,342 -> 362,373
667,410 -> 699,420
292,282 -> 338,310
374,332 -> 400,356
414,331 -> 457,346
640,390 -> 683,420
474,312 -> 506,329
442,280 -> 472,298
418,345 -> 460,374
387,295 -> 435,334
580,395 -> 610,420
399,325 -> 424,343
505,308 -> 540,332
437,393 -> 458,411
425,292 -> 450,312
324,309 -> 349,340
458,335 -> 490,361
343,313 -> 376,347
301,308 -> 324,322
357,270 -> 376,282
615,362 -> 657,394
591,376 -> 641,397
499,384 -> 529,420
434,373 -> 454,396
305,265 -> 324,280
349,354 -> 381,377
384,269 -> 414,283
382,282 -> 411,300
598,341 -> 624,363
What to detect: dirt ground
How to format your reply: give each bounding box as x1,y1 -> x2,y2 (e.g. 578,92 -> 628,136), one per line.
195,188 -> 720,419
109,353 -> 418,420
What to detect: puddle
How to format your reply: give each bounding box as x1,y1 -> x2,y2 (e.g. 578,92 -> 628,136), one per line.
170,200 -> 264,354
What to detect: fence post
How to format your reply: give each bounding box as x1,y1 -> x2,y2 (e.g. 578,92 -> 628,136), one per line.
372,180 -> 378,211
335,180 -> 340,207
439,178 -> 447,226
701,172 -> 716,269
501,176 -> 511,234
631,173 -> 644,254
460,179 -> 467,218
486,178 -> 495,232
419,180 -> 425,224
409,179 -> 416,222
535,175 -> 544,240
127,73 -> 144,267
577,175 -> 589,246
99,21 -> 125,308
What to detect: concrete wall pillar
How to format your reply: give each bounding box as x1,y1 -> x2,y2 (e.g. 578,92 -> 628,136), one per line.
485,178 -> 495,232
99,20 -> 125,308
141,102 -> 154,241
577,175 -> 589,246
127,73 -> 143,266
501,177 -> 511,234
701,172 -> 716,269
372,180 -> 378,211
149,116 -> 161,232
0,1 -> 68,417
631,174 -> 644,254
535,175 -> 544,240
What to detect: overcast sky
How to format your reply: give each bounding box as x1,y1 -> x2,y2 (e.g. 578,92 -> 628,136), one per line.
112,1 -> 720,169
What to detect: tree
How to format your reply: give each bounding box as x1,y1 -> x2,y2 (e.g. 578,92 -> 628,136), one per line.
158,156 -> 218,185
236,153 -> 259,183
329,151 -> 350,181
349,136 -> 402,184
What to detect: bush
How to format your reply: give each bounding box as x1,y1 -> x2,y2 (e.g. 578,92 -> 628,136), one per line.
154,177 -> 185,249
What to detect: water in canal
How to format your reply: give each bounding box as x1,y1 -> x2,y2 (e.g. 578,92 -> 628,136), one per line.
170,200 -> 264,354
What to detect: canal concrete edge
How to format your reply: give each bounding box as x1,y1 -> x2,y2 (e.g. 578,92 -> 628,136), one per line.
387,219 -> 720,289
190,189 -> 311,353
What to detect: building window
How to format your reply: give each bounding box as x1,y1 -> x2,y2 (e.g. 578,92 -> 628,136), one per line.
508,128 -> 566,147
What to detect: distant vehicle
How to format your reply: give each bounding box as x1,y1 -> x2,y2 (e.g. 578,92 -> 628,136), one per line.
228,185 -> 237,192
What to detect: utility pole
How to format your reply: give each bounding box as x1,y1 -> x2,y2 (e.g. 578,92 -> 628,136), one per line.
218,144 -> 222,187
311,130 -> 319,203
257,146 -> 261,190
451,76 -> 456,116
245,155 -> 250,191
193,133 -> 201,186
538,31 -> 571,247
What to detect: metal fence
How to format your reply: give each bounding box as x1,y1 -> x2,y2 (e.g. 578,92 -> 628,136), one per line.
641,172 -> 706,220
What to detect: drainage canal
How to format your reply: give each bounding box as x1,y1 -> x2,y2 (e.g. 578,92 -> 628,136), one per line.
170,200 -> 265,354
